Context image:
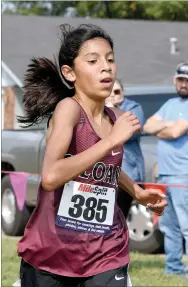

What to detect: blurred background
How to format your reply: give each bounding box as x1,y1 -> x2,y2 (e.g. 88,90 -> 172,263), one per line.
2,1 -> 188,129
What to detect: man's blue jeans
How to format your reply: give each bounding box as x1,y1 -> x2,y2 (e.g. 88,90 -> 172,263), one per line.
158,175 -> 188,275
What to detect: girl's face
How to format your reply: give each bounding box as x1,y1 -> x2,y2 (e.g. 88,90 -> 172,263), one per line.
73,38 -> 117,101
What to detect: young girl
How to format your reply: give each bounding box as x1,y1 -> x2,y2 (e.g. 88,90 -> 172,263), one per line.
17,24 -> 167,287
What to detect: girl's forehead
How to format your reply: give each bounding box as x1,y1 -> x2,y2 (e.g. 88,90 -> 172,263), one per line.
79,38 -> 113,55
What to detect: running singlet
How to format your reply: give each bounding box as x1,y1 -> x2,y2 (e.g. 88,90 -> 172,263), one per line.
18,104 -> 130,277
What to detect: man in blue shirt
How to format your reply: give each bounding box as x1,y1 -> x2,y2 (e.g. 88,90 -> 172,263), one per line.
144,63 -> 188,278
105,78 -> 145,216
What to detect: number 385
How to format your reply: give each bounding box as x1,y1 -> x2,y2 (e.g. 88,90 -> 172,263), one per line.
68,195 -> 109,223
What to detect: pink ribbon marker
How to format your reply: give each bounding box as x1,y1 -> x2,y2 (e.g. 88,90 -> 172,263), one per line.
9,172 -> 28,211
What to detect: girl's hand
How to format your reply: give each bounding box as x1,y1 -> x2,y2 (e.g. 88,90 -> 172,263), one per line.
108,111 -> 141,148
136,188 -> 168,216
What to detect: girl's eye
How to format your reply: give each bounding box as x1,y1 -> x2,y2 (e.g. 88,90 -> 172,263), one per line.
88,60 -> 97,64
108,58 -> 114,63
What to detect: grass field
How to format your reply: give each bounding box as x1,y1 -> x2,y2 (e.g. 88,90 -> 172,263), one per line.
2,236 -> 188,287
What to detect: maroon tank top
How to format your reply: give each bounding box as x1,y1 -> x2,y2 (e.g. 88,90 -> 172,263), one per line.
18,104 -> 130,277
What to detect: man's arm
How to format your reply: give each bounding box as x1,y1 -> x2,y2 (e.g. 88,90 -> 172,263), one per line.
143,100 -> 173,135
157,120 -> 188,139
143,114 -> 170,135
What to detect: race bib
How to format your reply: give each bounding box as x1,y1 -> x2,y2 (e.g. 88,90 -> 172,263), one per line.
56,181 -> 115,235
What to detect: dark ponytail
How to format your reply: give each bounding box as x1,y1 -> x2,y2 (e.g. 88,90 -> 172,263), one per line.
18,23 -> 113,127
17,57 -> 74,127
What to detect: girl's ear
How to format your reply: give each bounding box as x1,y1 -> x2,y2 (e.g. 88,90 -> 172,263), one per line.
61,65 -> 76,83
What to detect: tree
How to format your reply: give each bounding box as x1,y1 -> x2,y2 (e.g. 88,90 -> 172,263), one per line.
2,1 -> 188,21
144,1 -> 188,21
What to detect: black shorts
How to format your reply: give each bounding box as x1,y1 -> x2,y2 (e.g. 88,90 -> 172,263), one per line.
20,259 -> 131,287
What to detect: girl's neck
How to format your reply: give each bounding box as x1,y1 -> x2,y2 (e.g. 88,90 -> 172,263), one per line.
73,93 -> 105,121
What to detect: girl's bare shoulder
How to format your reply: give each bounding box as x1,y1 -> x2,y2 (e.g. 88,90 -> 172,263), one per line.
53,98 -> 81,123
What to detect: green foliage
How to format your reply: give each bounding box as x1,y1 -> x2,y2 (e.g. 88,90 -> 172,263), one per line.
107,2 -> 147,19
49,1 -> 77,16
2,1 -> 188,21
144,1 -> 188,21
77,1 -> 103,18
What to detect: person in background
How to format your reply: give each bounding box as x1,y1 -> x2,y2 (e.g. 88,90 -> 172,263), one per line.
144,63 -> 188,278
106,78 -> 145,216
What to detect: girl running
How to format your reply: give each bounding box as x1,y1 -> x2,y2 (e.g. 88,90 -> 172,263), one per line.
17,24 -> 167,287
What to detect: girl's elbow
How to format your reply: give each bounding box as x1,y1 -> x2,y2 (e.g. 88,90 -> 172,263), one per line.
41,172 -> 56,192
